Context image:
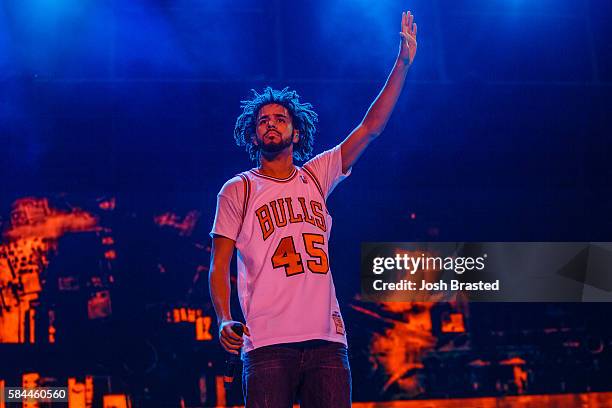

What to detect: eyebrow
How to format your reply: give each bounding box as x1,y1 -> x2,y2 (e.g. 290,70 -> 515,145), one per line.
258,113 -> 288,120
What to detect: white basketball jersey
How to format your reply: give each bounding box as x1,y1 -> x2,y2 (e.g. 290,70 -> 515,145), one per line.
211,145 -> 350,352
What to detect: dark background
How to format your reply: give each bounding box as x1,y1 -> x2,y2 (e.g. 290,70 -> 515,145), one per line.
1,0 -> 612,404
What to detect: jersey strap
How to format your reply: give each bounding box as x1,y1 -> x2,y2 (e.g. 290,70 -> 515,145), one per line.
237,172 -> 251,225
301,165 -> 325,203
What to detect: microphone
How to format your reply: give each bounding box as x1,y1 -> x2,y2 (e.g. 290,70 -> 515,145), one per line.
223,323 -> 244,391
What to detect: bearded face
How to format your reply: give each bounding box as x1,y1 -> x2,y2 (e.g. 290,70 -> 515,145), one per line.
254,104 -> 299,155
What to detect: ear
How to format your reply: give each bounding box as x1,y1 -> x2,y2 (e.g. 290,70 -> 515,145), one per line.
252,133 -> 258,146
293,130 -> 300,144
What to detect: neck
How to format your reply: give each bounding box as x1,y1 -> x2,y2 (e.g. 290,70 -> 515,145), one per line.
258,149 -> 295,178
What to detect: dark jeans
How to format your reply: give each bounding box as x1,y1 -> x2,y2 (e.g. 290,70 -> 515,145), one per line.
242,340 -> 351,408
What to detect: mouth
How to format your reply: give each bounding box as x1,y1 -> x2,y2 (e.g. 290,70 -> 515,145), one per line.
264,132 -> 281,142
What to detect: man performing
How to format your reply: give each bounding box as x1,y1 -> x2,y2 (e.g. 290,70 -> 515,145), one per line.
209,9 -> 417,407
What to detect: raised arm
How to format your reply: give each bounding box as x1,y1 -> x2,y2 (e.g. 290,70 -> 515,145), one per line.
208,234 -> 249,355
340,10 -> 418,174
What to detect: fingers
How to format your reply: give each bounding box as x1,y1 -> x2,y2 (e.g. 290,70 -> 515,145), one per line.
220,336 -> 240,355
408,12 -> 414,34
401,10 -> 417,37
222,326 -> 243,343
227,326 -> 243,341
223,333 -> 243,346
220,334 -> 240,349
218,321 -> 250,355
220,327 -> 243,355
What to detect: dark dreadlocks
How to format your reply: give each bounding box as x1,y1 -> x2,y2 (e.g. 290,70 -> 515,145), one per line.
234,87 -> 318,162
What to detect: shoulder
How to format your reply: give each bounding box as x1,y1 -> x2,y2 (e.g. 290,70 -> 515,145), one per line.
303,145 -> 341,167
218,174 -> 249,198
302,145 -> 342,177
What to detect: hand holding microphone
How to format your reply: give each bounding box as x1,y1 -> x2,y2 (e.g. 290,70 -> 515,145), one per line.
220,321 -> 249,390
219,320 -> 249,355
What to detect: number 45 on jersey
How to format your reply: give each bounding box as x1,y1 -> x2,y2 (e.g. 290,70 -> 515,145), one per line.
272,234 -> 329,276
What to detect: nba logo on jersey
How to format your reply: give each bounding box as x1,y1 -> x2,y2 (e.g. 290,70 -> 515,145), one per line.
332,311 -> 344,335
300,174 -> 308,184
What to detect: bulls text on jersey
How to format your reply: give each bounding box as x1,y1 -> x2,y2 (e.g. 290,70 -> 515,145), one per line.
255,196 -> 326,241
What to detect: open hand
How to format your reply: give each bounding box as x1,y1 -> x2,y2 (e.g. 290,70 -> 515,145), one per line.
399,10 -> 417,65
